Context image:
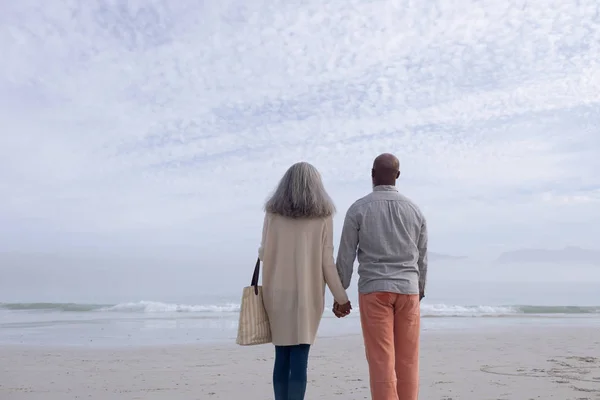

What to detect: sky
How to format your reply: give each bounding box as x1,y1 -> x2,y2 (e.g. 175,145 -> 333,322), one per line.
1,0 -> 600,292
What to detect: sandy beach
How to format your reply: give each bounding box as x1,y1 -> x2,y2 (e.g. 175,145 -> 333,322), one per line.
1,325 -> 599,400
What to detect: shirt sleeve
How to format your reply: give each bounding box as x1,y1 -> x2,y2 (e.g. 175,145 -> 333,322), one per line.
417,216 -> 428,294
322,217 -> 349,304
258,213 -> 269,261
336,207 -> 359,290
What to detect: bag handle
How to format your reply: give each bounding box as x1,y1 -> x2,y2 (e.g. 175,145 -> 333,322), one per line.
251,257 -> 260,295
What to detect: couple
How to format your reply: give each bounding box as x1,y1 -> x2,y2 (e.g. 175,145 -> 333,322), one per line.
258,153 -> 428,400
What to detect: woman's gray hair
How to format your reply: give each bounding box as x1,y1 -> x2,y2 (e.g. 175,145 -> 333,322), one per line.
265,162 -> 336,218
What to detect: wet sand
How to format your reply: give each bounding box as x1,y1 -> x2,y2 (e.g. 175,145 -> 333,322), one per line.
1,325 -> 600,399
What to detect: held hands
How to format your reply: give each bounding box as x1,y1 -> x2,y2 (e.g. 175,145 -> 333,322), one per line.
332,292 -> 422,318
332,301 -> 352,318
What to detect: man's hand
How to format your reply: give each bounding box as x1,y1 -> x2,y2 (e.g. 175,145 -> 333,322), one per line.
332,301 -> 352,318
419,291 -> 425,302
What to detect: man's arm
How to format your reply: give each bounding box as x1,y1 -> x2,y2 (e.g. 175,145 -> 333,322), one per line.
417,217 -> 428,300
322,217 -> 349,305
336,208 -> 359,290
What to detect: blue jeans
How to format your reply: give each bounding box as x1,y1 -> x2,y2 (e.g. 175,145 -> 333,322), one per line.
273,344 -> 311,400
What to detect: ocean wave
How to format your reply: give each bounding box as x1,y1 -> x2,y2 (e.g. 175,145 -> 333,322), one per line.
0,301 -> 240,313
420,304 -> 518,317
0,302 -> 109,312
1,302 -> 598,316
101,301 -> 240,313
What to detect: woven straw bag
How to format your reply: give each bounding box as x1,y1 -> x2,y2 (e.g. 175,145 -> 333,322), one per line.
236,258 -> 272,346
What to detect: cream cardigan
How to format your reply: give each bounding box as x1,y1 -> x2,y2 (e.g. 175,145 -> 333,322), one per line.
258,212 -> 349,346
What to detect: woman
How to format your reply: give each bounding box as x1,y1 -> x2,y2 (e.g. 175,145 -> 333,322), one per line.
258,162 -> 351,400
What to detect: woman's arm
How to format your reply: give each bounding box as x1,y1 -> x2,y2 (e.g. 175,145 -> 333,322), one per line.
258,213 -> 269,261
322,217 -> 349,305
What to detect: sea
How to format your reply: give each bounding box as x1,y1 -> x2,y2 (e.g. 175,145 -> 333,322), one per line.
1,281 -> 599,347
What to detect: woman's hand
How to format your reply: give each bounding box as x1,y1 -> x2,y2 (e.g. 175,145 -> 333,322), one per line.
332,301 -> 352,318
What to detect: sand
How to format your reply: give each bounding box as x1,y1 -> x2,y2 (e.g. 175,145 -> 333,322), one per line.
1,325 -> 600,400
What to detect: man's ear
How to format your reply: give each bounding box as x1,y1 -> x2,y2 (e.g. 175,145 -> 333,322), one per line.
371,169 -> 375,178
396,171 -> 400,178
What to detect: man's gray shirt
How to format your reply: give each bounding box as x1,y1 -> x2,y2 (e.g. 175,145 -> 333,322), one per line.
336,185 -> 428,295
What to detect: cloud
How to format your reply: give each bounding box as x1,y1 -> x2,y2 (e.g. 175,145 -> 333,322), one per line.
541,190 -> 600,205
1,0 -> 599,257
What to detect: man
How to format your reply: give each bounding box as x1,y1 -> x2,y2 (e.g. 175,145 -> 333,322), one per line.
334,153 -> 428,400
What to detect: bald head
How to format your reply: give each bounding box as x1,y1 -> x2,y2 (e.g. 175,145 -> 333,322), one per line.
372,153 -> 400,186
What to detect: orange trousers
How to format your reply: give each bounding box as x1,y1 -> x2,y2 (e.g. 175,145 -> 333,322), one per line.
359,292 -> 420,400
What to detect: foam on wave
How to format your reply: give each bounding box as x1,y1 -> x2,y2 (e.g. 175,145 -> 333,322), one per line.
1,302 -> 598,316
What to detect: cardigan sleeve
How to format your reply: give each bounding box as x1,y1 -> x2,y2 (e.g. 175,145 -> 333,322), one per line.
258,213 -> 269,261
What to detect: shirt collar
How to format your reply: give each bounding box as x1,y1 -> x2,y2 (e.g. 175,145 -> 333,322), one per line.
373,185 -> 398,192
